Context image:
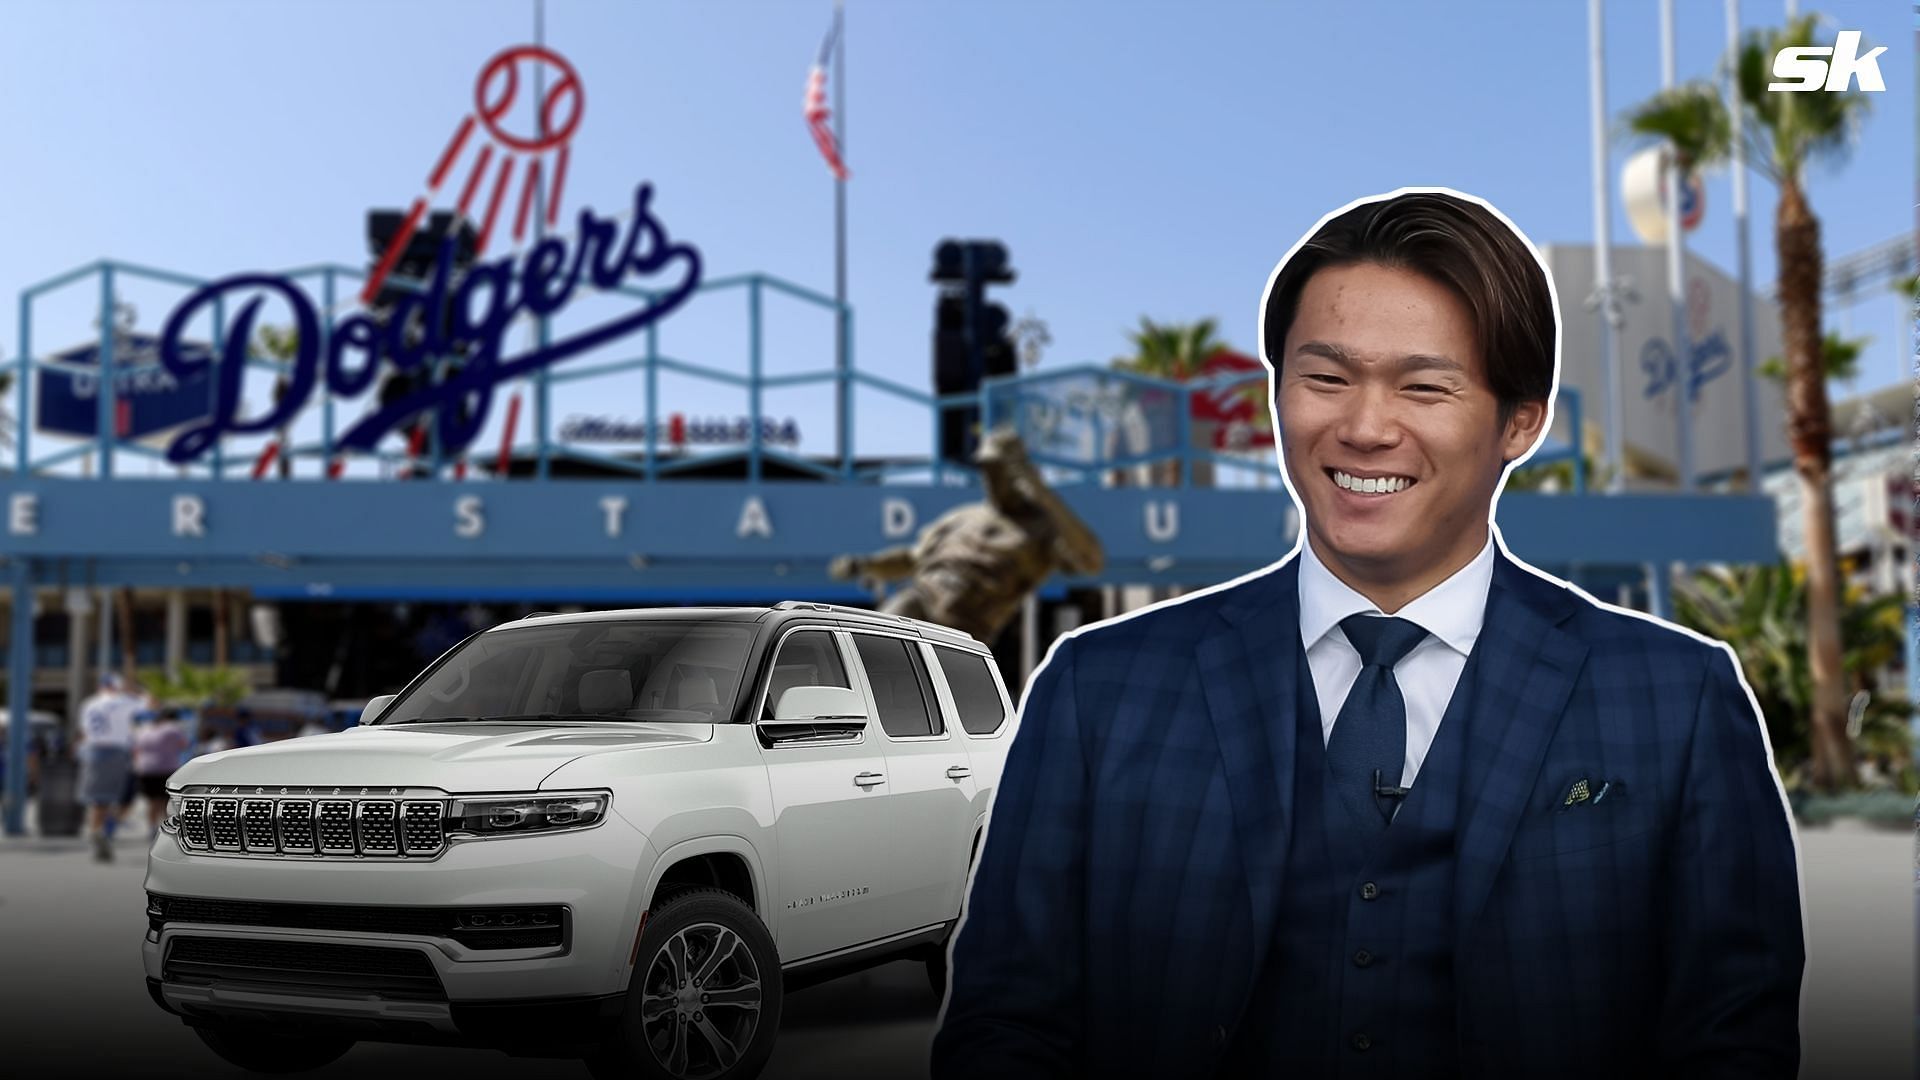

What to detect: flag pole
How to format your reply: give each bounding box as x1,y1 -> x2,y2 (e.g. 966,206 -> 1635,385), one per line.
1589,0 -> 1626,494
1727,0 -> 1761,491
833,0 -> 849,475
1659,0 -> 1693,493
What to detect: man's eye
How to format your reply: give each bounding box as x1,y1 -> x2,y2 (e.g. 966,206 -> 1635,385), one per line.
1407,384 -> 1447,394
1304,374 -> 1344,385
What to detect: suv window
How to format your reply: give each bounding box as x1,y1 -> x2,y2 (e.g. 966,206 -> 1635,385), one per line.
764,630 -> 851,720
934,646 -> 1007,735
852,635 -> 938,738
382,621 -> 755,724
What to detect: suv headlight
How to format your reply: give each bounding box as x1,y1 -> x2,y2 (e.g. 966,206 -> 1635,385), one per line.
160,794 -> 183,835
446,792 -> 610,838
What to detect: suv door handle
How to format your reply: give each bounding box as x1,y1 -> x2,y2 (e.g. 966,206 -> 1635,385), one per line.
853,771 -> 886,788
945,766 -> 972,780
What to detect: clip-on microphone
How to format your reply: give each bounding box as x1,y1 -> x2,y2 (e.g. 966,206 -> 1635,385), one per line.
1372,768 -> 1411,800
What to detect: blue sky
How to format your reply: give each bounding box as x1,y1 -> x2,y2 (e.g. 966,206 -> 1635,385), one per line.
1,0 -> 1908,467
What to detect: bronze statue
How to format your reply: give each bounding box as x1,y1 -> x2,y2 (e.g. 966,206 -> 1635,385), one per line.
829,427 -> 1104,644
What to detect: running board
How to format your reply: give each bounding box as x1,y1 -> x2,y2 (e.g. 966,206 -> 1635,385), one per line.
780,921 -> 952,993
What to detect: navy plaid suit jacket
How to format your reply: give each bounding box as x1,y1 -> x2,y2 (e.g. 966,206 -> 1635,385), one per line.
931,549 -> 1804,1079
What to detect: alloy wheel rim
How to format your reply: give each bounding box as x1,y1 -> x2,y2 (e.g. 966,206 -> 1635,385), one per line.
640,920 -> 763,1079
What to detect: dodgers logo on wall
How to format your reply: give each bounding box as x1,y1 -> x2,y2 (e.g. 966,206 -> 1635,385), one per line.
156,44 -> 703,467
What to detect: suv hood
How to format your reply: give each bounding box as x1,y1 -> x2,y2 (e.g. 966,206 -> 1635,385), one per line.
169,722 -> 712,793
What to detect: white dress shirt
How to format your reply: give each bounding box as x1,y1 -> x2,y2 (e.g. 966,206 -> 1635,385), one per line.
1297,531 -> 1495,788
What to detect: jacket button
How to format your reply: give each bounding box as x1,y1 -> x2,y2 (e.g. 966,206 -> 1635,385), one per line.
1353,949 -> 1374,967
1360,881 -> 1379,900
1351,1032 -> 1372,1052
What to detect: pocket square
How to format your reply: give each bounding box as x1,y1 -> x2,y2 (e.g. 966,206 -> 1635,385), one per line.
1561,777 -> 1623,808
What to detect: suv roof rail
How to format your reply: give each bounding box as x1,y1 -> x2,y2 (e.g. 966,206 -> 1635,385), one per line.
772,601 -> 980,646
521,611 -> 563,620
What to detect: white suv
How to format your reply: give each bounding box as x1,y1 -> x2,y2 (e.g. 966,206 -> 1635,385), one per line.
142,602 -> 1016,1080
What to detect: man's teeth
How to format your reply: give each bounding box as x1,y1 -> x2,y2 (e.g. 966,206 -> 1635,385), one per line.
1333,470 -> 1413,494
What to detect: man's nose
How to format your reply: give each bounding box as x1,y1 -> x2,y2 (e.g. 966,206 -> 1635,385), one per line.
1335,386 -> 1402,449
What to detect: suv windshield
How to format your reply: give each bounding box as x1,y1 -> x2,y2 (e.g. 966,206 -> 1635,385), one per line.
381,621 -> 757,724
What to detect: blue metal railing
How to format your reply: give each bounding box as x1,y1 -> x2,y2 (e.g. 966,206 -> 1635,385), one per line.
14,258 -> 1585,492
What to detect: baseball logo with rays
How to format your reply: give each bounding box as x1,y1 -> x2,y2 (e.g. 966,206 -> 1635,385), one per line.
364,46 -> 585,306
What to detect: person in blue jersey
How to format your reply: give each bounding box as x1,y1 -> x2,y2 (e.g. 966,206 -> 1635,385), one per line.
932,189 -> 1803,1080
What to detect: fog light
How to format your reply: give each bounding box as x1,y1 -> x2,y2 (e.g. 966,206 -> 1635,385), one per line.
448,906 -> 567,949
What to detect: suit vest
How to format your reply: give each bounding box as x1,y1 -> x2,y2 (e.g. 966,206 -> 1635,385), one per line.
1220,628 -> 1486,1078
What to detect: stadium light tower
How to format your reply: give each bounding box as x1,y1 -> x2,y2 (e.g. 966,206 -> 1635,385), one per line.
930,239 -> 1017,463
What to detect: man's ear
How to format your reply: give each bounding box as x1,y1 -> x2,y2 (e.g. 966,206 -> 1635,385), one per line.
1500,398 -> 1550,463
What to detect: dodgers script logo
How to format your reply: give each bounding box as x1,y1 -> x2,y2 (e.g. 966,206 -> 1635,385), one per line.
157,45 -> 702,465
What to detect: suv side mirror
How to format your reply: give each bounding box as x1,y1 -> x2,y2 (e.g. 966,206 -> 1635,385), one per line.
360,694 -> 397,725
761,685 -> 868,745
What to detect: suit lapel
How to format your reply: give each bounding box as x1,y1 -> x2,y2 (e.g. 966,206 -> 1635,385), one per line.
1197,559 -> 1300,975
1451,552 -> 1590,945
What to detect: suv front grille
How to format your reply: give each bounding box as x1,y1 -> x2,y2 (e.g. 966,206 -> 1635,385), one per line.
240,801 -> 277,850
316,801 -> 356,854
177,799 -> 209,848
402,801 -> 441,852
207,799 -> 242,850
357,801 -> 399,854
173,789 -> 447,859
277,800 -> 315,852
163,936 -> 447,1001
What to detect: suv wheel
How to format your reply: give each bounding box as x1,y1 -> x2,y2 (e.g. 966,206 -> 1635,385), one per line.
590,887 -> 783,1080
192,1023 -> 354,1073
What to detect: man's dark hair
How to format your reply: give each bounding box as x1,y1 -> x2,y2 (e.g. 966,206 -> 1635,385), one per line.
1262,191 -> 1556,429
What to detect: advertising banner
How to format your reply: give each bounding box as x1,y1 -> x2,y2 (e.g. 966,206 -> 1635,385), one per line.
33,334 -> 215,440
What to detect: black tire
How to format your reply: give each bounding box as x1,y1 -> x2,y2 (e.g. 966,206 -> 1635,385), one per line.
192,1023 -> 354,1073
589,887 -> 783,1080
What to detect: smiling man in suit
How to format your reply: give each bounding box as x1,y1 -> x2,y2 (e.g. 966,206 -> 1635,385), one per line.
930,189 -> 1803,1079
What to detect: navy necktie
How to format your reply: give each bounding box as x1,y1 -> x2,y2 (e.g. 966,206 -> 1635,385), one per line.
1325,614 -> 1429,827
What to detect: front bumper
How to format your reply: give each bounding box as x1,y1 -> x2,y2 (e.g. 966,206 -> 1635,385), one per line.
145,977 -> 627,1053
142,813 -> 656,1035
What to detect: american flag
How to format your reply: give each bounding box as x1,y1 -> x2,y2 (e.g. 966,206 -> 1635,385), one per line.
805,8 -> 848,181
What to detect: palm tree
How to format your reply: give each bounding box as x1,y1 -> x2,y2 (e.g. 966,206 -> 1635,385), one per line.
1756,331 -> 1867,383
1114,317 -> 1227,383
1623,15 -> 1874,792
1112,318 -> 1263,485
1673,562 -> 1912,793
